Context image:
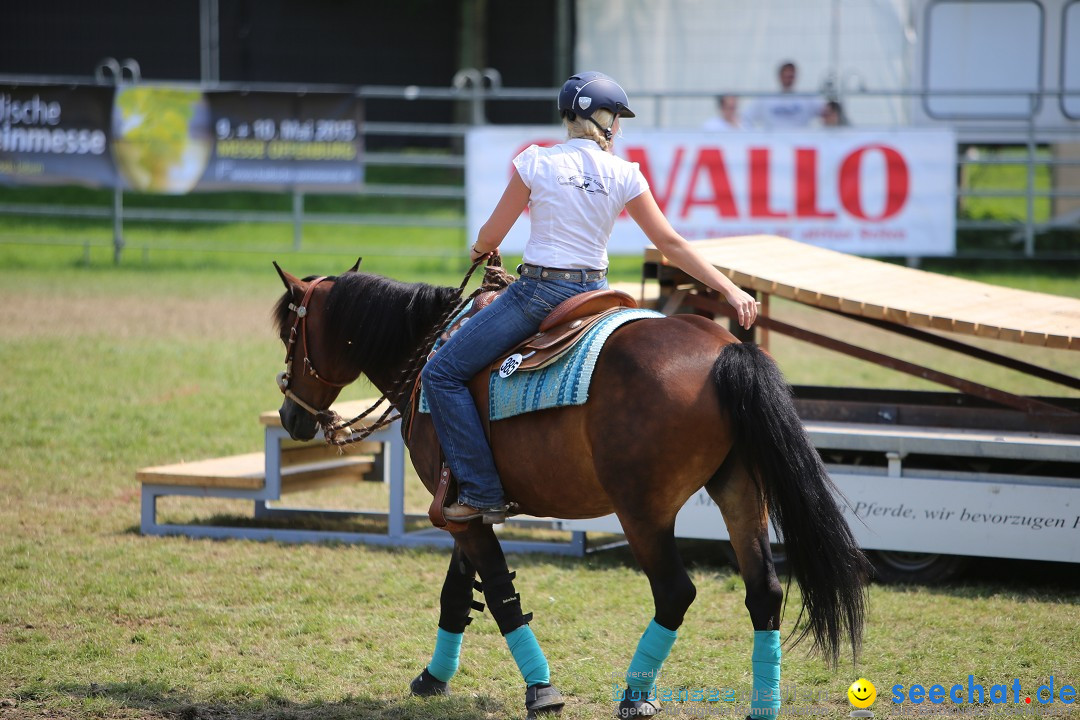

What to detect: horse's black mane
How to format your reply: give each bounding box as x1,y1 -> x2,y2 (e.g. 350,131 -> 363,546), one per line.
274,272 -> 460,380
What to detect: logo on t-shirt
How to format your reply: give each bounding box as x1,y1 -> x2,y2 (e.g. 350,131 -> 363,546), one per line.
557,173 -> 610,196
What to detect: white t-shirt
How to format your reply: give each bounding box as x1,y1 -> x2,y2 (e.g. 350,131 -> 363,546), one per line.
512,138 -> 649,270
743,94 -> 825,129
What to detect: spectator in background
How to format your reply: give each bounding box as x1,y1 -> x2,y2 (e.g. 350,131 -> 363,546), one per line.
702,94 -> 742,131
822,100 -> 849,127
742,61 -> 824,129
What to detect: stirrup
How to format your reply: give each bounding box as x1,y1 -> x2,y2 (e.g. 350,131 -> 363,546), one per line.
444,501 -> 509,524
483,507 -> 508,525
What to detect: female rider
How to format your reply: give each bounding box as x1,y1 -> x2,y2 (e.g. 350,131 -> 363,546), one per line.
421,71 -> 759,524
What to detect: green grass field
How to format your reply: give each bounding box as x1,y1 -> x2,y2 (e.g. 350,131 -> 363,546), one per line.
1,204 -> 1079,720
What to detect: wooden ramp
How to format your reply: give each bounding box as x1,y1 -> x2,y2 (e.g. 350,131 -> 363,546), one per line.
646,236 -> 1080,350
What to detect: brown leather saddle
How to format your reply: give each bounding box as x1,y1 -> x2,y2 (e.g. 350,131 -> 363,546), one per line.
425,287 -> 637,529
436,287 -> 636,363
439,287 -> 638,374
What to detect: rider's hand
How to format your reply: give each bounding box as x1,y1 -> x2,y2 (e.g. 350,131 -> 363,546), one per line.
724,287 -> 759,330
471,244 -> 493,263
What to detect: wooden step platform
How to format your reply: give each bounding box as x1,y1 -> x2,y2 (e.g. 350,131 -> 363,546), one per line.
137,452 -> 376,493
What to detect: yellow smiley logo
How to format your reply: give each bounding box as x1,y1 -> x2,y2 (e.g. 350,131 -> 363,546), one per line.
848,678 -> 877,708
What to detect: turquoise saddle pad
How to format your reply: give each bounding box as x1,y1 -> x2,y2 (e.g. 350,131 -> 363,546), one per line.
419,307 -> 663,421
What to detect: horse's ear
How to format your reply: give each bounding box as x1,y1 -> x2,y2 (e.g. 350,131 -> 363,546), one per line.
347,257 -> 362,273
273,261 -> 300,292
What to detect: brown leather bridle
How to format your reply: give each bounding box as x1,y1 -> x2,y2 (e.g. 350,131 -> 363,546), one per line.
276,276 -> 401,446
276,276 -> 357,418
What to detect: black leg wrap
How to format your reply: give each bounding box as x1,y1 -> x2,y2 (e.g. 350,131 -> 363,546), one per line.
482,570 -> 532,636
438,551 -> 480,634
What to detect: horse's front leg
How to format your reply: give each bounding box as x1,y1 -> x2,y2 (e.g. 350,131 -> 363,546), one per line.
452,524 -> 565,717
411,542 -> 480,696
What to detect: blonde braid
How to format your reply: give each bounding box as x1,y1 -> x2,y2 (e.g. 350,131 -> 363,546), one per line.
564,108 -> 616,152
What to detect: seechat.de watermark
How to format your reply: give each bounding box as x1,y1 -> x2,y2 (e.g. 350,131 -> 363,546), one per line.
891,675 -> 1076,708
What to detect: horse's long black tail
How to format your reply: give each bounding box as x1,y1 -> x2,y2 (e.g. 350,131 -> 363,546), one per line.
713,342 -> 869,665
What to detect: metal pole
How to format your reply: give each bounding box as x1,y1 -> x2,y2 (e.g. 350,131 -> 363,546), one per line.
199,0 -> 211,84
112,186 -> 124,265
828,0 -> 841,96
472,81 -> 484,125
554,0 -> 572,93
292,190 -> 304,251
200,0 -> 220,85
209,0 -> 220,84
1024,93 -> 1036,257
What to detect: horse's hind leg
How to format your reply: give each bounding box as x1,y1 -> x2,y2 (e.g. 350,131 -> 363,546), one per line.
707,456 -> 783,719
452,524 -> 565,716
411,543 -> 479,696
614,520 -> 697,717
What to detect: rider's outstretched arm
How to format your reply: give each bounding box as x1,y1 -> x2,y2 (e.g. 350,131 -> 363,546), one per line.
625,190 -> 758,330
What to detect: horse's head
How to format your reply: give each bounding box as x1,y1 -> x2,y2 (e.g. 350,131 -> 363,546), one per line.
272,258 -> 362,441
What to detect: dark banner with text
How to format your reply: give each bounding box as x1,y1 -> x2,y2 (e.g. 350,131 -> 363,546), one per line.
0,84 -> 363,193
0,86 -> 115,187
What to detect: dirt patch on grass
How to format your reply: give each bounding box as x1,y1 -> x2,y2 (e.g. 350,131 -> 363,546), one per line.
0,292 -> 273,341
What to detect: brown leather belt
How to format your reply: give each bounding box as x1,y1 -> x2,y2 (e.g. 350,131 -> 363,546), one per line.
517,263 -> 607,283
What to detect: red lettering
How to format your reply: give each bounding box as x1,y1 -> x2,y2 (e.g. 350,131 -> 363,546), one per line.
679,148 -> 738,218
625,146 -> 684,215
795,148 -> 836,219
748,148 -> 788,219
839,145 -> 909,221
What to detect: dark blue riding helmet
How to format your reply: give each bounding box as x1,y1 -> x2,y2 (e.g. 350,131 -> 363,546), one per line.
558,71 -> 636,120
558,71 -> 635,141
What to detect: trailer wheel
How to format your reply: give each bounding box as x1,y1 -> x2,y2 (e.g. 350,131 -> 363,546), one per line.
869,551 -> 970,584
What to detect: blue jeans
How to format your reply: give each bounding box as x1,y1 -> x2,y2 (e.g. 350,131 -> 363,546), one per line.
421,275 -> 608,508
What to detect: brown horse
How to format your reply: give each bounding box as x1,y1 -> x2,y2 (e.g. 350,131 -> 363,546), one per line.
272,259 -> 868,718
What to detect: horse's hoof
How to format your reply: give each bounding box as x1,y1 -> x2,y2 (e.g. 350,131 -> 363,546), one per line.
525,683 -> 564,717
616,690 -> 661,718
409,668 -> 449,697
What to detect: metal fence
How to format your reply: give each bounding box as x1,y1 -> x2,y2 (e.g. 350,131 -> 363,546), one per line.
1,74 -> 1077,263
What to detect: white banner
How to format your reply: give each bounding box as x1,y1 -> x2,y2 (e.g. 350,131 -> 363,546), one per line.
466,127 -> 957,256
561,472 -> 1080,564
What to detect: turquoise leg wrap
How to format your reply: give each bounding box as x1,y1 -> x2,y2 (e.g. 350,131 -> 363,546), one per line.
505,625 -> 550,687
626,619 -> 678,693
427,628 -> 463,683
751,630 -> 782,718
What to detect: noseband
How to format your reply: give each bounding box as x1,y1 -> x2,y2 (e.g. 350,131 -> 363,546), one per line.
276,276 -> 356,419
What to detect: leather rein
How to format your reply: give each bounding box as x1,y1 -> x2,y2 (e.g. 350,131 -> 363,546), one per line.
276,254 -> 502,448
